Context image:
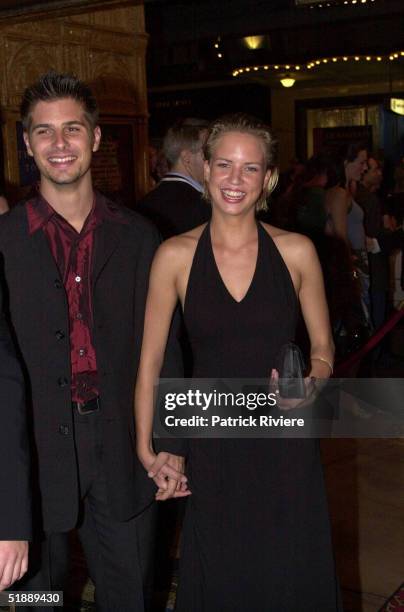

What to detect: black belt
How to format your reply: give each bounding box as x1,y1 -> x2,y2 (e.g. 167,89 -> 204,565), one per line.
72,396 -> 100,415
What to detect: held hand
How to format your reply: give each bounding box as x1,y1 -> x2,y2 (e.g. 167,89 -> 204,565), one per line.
270,369 -> 316,411
150,452 -> 191,501
0,540 -> 28,591
138,447 -> 191,500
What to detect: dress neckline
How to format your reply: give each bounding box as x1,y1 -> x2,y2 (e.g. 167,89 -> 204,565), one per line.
208,222 -> 262,305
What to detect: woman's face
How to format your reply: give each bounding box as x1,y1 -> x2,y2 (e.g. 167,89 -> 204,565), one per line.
345,149 -> 368,183
204,131 -> 271,216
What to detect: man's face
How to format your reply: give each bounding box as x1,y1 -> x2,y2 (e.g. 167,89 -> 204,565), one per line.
363,158 -> 382,190
23,97 -> 101,188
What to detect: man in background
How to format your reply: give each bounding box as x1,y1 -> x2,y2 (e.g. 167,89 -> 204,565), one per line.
137,118 -> 210,238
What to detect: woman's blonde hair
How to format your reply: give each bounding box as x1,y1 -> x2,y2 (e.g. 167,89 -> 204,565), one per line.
202,113 -> 279,212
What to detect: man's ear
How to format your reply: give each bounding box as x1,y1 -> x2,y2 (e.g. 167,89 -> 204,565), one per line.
23,131 -> 34,158
180,149 -> 192,168
204,159 -> 210,183
92,126 -> 101,153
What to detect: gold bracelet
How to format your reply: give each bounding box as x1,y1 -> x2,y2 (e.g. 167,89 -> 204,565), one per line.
311,356 -> 333,375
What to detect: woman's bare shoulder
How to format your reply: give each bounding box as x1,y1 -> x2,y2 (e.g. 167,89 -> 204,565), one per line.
326,185 -> 348,207
261,222 -> 313,247
153,223 -> 207,268
260,222 -> 317,263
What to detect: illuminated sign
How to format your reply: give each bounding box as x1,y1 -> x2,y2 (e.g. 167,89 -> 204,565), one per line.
390,98 -> 404,116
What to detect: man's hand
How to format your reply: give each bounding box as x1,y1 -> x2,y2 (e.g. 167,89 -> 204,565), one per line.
0,540 -> 28,591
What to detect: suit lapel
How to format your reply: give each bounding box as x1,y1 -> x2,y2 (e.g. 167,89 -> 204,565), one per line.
92,220 -> 122,286
29,225 -> 62,283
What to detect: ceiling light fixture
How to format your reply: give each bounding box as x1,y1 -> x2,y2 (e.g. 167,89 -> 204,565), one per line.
280,77 -> 296,88
243,35 -> 265,50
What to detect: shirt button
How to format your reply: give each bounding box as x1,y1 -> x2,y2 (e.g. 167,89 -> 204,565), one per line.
75,276 -> 81,283
78,348 -> 86,356
76,313 -> 83,320
59,425 -> 69,435
55,330 -> 65,340
57,377 -> 68,388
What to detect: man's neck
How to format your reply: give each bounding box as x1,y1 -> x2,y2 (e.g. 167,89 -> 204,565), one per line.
169,163 -> 202,191
39,178 -> 95,233
171,161 -> 191,179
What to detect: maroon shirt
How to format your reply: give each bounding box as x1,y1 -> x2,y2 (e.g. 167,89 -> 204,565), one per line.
27,193 -> 108,403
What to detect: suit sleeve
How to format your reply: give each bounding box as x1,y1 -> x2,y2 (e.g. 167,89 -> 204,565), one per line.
0,284 -> 32,540
135,222 -> 189,457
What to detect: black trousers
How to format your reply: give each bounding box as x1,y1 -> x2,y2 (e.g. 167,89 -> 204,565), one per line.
16,408 -> 156,612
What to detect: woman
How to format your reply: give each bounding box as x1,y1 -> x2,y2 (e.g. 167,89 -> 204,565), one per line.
326,144 -> 370,314
135,114 -> 340,611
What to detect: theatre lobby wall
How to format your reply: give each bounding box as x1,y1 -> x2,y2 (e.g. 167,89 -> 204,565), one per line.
0,3 -> 149,203
271,77 -> 404,170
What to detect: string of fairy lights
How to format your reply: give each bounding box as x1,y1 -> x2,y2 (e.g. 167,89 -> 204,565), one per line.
298,0 -> 379,6
231,51 -> 404,78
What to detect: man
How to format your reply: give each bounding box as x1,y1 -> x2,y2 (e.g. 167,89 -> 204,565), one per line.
0,71 -> 184,610
0,286 -> 30,591
137,118 -> 211,238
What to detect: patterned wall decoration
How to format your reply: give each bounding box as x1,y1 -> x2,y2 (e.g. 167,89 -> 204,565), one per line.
0,3 -> 149,204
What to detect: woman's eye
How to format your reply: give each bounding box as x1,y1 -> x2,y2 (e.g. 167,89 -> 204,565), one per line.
246,166 -> 258,173
217,162 -> 229,168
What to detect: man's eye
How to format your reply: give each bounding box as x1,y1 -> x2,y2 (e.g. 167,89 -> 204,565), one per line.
37,129 -> 50,135
67,126 -> 80,132
217,162 -> 229,168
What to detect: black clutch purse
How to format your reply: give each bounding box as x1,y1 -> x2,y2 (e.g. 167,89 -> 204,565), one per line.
276,342 -> 306,399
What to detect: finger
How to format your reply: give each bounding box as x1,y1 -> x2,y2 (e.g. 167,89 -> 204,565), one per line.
19,559 -> 28,580
158,475 -> 181,501
165,476 -> 179,498
21,549 -> 29,575
152,474 -> 168,490
0,560 -> 13,591
159,464 -> 188,482
172,489 -> 192,498
11,558 -> 22,588
147,452 -> 167,478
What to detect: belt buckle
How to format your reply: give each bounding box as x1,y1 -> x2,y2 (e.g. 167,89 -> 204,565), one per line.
76,397 -> 100,415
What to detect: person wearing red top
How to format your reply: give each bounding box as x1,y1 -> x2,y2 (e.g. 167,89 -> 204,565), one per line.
0,71 -> 185,611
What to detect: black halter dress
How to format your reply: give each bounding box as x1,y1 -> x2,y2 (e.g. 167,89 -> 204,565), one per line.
175,222 -> 340,611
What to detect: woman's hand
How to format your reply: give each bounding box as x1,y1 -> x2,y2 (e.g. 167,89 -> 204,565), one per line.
270,368 -> 316,411
138,447 -> 191,501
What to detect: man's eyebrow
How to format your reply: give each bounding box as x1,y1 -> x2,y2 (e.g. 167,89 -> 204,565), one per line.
31,120 -> 87,130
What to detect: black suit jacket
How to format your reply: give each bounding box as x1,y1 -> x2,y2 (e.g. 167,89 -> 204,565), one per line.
0,284 -> 31,540
0,194 -> 182,533
136,178 -> 211,239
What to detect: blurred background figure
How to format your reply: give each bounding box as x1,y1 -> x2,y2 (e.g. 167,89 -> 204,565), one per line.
137,118 -> 210,239
356,155 -> 389,330
0,194 -> 9,214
